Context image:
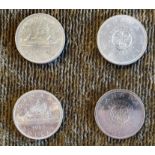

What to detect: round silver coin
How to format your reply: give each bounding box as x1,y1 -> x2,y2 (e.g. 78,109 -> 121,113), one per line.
94,89 -> 145,139
13,90 -> 63,140
97,15 -> 147,65
15,13 -> 65,64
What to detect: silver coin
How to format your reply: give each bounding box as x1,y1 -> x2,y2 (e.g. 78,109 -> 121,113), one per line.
15,13 -> 65,64
97,15 -> 147,65
13,90 -> 63,140
94,89 -> 145,139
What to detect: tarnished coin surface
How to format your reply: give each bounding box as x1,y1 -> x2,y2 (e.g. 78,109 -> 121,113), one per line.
97,15 -> 147,65
13,90 -> 63,140
94,89 -> 145,139
15,13 -> 65,64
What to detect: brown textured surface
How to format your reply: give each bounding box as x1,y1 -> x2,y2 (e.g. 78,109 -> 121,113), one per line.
0,9 -> 155,146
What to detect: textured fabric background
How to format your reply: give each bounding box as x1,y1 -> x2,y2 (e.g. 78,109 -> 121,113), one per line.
0,9 -> 155,146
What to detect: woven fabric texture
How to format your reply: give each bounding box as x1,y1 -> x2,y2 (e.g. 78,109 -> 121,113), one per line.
0,9 -> 155,146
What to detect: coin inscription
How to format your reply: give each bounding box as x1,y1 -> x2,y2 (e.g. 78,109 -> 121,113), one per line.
13,90 -> 63,140
15,13 -> 65,64
94,89 -> 145,139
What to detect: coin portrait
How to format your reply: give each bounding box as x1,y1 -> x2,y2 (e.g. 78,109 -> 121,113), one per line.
13,90 -> 63,140
94,89 -> 145,139
97,15 -> 147,65
15,13 -> 65,64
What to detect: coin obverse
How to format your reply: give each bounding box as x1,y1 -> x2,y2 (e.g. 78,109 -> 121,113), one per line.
94,89 -> 145,139
13,90 -> 63,140
15,13 -> 65,64
97,15 -> 147,65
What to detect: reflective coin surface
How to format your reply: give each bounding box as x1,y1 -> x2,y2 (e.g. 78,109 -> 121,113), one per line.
97,15 -> 147,65
94,89 -> 145,139
13,90 -> 63,140
15,13 -> 65,64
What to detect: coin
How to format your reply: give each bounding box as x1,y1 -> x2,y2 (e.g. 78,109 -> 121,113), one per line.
15,13 -> 65,64
13,90 -> 63,140
97,15 -> 147,65
94,89 -> 145,139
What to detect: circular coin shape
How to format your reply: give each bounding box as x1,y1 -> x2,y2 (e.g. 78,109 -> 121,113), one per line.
97,15 -> 147,65
13,90 -> 63,140
15,13 -> 65,64
94,89 -> 145,139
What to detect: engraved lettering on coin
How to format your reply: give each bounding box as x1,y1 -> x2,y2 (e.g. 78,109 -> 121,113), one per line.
97,15 -> 147,65
13,90 -> 63,140
94,89 -> 145,139
15,13 -> 65,64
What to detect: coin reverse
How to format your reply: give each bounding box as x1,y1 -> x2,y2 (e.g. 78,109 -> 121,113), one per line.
97,15 -> 147,65
15,13 -> 65,64
13,90 -> 63,140
94,89 -> 145,139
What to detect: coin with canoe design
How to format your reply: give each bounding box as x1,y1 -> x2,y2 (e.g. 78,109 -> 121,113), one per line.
13,90 -> 63,140
94,89 -> 145,139
15,13 -> 65,64
97,15 -> 147,65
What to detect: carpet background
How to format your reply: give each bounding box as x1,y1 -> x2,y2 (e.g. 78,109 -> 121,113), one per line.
0,9 -> 155,146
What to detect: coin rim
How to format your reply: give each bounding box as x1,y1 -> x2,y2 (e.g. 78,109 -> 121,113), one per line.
97,15 -> 148,65
13,90 -> 63,140
15,13 -> 65,64
94,89 -> 145,139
